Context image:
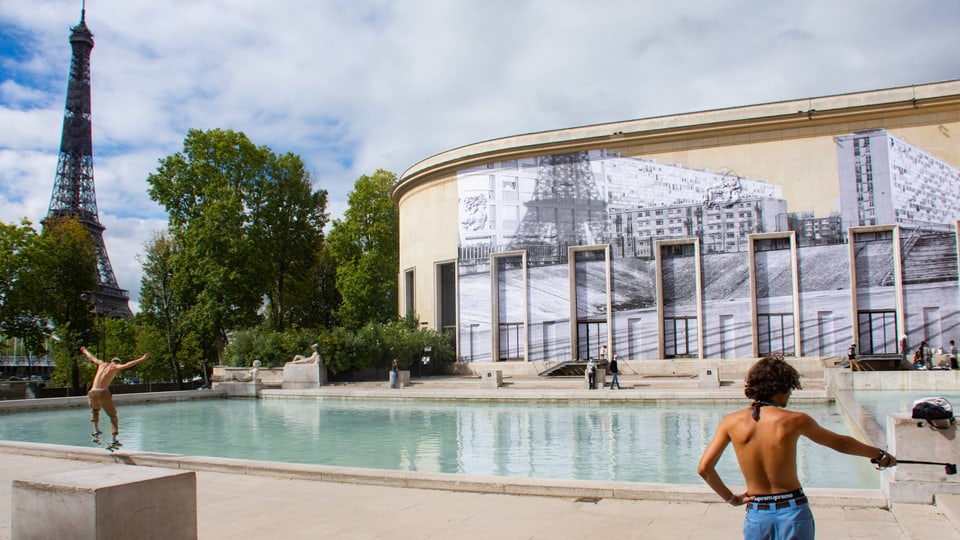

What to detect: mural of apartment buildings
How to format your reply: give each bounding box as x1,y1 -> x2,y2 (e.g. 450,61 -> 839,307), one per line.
599,151 -> 787,257
458,150 -> 792,261
838,128 -> 960,230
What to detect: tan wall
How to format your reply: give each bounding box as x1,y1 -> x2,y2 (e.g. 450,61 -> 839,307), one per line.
397,175 -> 459,328
609,109 -> 960,219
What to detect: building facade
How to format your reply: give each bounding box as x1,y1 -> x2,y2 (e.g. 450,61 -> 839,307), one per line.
394,80 -> 960,365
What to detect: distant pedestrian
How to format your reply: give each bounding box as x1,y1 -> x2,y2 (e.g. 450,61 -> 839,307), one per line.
923,342 -> 934,370
914,341 -> 932,370
586,357 -> 597,390
950,341 -> 958,370
389,358 -> 399,388
847,343 -> 859,371
609,354 -> 621,389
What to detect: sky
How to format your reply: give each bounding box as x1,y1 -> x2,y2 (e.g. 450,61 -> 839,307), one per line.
1,0 -> 958,313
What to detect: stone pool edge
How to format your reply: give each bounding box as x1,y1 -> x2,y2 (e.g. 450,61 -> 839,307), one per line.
0,440 -> 886,508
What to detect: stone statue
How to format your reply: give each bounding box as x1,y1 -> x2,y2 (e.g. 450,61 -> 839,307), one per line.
290,344 -> 320,365
237,359 -> 262,382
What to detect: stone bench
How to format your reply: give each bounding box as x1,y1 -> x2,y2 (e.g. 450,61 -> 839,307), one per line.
12,465 -> 197,540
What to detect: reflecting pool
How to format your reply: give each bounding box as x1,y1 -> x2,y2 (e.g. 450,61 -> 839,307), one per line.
847,390 -> 960,428
0,398 -> 880,488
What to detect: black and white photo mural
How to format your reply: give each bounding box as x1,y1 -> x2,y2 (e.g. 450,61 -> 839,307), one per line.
455,130 -> 960,363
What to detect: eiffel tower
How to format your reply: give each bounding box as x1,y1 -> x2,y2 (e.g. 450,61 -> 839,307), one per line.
508,151 -> 608,264
44,6 -> 132,319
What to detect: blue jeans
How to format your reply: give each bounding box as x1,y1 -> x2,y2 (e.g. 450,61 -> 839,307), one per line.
743,499 -> 814,539
609,372 -> 620,388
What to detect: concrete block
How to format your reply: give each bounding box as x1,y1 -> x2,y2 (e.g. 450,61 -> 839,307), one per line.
282,363 -> 321,390
584,368 -> 606,389
698,367 -> 720,388
481,369 -> 503,389
12,465 -> 197,540
883,412 -> 960,503
398,370 -> 411,388
211,381 -> 258,397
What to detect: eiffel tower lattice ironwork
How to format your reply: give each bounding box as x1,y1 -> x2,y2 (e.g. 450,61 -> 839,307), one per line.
508,151 -> 609,264
44,8 -> 132,319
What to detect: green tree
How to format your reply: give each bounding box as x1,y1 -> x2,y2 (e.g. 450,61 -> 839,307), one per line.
0,220 -> 50,355
147,129 -> 331,363
327,169 -> 399,329
148,129 -> 271,365
281,243 -> 340,330
251,152 -> 328,331
138,232 -> 192,387
134,322 -> 204,384
39,217 -> 98,394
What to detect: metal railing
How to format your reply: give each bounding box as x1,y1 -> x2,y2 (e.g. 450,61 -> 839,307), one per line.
0,356 -> 56,367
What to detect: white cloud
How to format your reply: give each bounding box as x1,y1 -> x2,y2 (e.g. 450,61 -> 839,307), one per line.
1,0 -> 958,311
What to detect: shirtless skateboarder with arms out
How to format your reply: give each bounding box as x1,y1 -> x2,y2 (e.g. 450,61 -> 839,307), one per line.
81,346 -> 150,448
698,355 -> 896,539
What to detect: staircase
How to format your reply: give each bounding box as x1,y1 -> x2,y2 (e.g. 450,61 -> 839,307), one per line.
902,231 -> 958,285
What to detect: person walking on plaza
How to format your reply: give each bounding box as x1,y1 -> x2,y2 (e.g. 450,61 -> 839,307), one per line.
81,346 -> 150,447
609,354 -> 621,389
950,340 -> 958,370
698,355 -> 895,540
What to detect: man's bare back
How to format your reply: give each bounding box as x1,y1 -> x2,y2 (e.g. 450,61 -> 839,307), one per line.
82,347 -> 149,388
720,403 -> 804,494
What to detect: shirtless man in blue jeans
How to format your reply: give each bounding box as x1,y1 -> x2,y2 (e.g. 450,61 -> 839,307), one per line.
698,356 -> 896,539
81,346 -> 150,447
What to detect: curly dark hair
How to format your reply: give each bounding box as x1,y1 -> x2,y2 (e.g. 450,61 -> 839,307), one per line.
744,355 -> 802,401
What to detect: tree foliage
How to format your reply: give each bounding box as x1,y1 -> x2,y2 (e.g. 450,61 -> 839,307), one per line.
138,232 -> 193,387
222,318 -> 454,375
253,152 -> 329,331
221,327 -> 316,368
146,129 -> 329,371
0,220 -> 49,353
278,243 -> 340,330
327,169 -> 399,329
39,217 -> 99,393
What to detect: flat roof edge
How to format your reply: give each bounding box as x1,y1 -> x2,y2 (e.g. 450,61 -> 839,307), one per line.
393,79 -> 960,202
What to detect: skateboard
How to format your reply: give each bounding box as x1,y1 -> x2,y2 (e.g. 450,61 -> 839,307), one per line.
91,433 -> 122,452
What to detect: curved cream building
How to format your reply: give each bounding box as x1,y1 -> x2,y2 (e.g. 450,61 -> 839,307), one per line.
394,80 -> 960,372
